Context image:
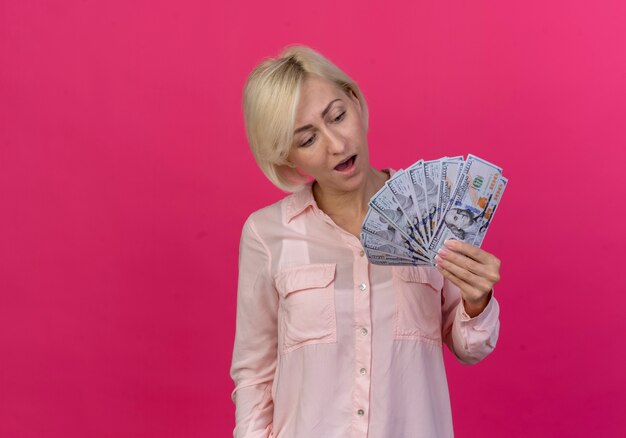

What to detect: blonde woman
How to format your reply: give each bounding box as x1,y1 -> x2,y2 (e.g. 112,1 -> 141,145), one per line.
230,46 -> 502,438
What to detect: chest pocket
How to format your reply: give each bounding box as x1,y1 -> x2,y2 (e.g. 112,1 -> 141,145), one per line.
392,266 -> 443,345
274,263 -> 337,353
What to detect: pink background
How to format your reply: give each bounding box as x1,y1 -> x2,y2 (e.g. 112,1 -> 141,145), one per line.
1,1 -> 625,437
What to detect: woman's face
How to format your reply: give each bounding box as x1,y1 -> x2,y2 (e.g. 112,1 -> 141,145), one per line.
288,75 -> 370,194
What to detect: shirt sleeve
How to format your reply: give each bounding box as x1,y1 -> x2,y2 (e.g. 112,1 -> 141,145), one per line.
230,217 -> 278,438
440,277 -> 500,365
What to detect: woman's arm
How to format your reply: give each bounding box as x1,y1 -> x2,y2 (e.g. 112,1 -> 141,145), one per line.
230,217 -> 278,438
438,240 -> 501,364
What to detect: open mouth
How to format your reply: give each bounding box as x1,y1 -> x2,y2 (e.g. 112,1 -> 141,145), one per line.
334,154 -> 357,172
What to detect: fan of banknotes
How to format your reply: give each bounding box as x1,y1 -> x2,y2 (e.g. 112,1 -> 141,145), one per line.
361,154 -> 507,266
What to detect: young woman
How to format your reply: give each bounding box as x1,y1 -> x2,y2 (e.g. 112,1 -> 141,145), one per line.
230,46 -> 502,438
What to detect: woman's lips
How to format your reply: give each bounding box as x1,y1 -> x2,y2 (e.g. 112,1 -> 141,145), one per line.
334,155 -> 357,172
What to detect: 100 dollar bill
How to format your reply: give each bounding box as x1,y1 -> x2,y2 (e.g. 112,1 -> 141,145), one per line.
361,231 -> 430,264
438,157 -> 464,226
386,169 -> 427,245
472,176 -> 508,247
427,155 -> 502,253
423,160 -> 441,239
362,208 -> 427,257
406,161 -> 432,239
368,183 -> 426,254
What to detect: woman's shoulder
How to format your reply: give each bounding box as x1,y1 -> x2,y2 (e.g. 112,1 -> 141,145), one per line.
244,185 -> 313,232
246,196 -> 289,225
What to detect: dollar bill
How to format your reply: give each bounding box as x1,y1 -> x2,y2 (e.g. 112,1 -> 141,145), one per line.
361,231 -> 431,264
365,248 -> 416,264
365,252 -> 427,266
472,176 -> 508,247
368,183 -> 426,255
406,161 -> 432,239
423,160 -> 441,238
361,208 -> 427,257
438,158 -> 465,225
386,169 -> 427,246
427,154 -> 503,254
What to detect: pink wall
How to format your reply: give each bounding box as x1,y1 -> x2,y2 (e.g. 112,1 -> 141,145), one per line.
1,1 -> 625,436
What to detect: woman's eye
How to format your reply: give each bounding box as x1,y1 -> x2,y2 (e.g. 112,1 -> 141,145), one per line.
333,111 -> 346,123
300,134 -> 316,147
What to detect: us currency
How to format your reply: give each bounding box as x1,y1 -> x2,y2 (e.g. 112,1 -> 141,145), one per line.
361,231 -> 430,264
438,158 -> 465,225
361,208 -> 428,258
386,169 -> 427,246
361,234 -> 414,261
366,248 -> 416,264
365,251 -> 426,266
427,154 -> 503,254
368,184 -> 426,255
423,160 -> 441,239
406,161 -> 432,239
472,176 -> 508,247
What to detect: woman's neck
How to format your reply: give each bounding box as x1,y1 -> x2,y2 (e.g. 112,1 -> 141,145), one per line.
312,167 -> 390,236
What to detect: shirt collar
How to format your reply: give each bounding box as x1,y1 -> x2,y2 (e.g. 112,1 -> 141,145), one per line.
284,182 -> 316,223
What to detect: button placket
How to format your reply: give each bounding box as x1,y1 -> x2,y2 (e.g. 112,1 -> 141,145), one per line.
352,256 -> 372,434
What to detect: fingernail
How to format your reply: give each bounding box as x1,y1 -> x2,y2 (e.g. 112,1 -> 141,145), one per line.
434,255 -> 443,264
444,239 -> 456,249
437,248 -> 449,258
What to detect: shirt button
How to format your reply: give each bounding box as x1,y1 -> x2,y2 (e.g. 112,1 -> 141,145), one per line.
360,368 -> 367,375
357,409 -> 365,416
359,283 -> 367,291
360,328 -> 368,336
359,250 -> 365,257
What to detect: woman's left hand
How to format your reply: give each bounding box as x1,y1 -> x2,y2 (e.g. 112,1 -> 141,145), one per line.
434,239 -> 501,318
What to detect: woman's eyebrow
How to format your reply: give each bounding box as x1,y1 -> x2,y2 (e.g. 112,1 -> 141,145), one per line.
321,99 -> 342,117
294,99 -> 342,134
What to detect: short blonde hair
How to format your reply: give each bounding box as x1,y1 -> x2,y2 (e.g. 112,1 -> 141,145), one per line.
242,46 -> 369,192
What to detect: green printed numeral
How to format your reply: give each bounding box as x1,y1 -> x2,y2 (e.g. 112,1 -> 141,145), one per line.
472,176 -> 484,189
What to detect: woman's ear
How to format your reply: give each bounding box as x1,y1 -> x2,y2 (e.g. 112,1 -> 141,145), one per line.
284,154 -> 297,169
284,153 -> 305,174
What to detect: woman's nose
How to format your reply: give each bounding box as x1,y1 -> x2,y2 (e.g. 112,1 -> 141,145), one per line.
325,129 -> 346,154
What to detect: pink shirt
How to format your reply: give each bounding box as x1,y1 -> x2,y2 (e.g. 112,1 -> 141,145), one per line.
230,181 -> 500,438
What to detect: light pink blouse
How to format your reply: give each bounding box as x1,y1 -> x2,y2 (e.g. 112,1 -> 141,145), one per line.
230,182 -> 500,438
